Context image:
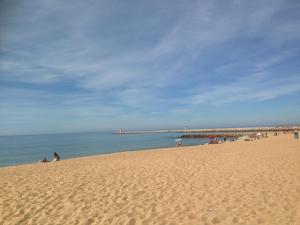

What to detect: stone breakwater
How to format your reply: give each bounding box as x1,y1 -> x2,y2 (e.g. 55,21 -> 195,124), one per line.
179,133 -> 243,138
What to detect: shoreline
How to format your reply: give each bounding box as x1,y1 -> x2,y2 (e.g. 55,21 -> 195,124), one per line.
0,141 -> 210,169
0,127 -> 295,169
0,131 -> 291,169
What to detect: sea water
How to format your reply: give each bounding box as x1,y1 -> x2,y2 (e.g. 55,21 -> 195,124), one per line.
0,132 -> 209,167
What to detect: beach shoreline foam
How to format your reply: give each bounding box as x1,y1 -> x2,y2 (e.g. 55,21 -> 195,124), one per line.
1,133 -> 299,225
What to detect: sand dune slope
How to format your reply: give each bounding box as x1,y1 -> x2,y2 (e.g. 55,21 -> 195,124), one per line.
1,134 -> 300,225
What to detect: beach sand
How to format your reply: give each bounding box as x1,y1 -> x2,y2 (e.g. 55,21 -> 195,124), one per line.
1,133 -> 299,225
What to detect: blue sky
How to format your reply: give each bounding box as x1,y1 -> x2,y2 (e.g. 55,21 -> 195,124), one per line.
1,0 -> 300,135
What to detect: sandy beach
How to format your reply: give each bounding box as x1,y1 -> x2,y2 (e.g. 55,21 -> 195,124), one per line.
0,133 -> 299,225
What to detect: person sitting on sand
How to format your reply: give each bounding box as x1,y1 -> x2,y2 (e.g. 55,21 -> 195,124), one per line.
53,152 -> 60,162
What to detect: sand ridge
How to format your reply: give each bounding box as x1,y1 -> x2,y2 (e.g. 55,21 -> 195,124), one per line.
0,134 -> 300,225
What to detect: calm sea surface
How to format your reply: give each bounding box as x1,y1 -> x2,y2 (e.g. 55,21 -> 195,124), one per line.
0,132 -> 209,167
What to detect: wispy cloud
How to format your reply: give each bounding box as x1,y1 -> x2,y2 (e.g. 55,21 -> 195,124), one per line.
184,73 -> 300,105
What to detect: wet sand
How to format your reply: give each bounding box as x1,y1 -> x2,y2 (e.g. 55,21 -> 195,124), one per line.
1,133 -> 299,225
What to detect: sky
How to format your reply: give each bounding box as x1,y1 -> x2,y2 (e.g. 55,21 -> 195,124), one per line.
0,0 -> 300,135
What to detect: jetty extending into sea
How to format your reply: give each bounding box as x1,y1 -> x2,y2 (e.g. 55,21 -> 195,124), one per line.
114,126 -> 300,135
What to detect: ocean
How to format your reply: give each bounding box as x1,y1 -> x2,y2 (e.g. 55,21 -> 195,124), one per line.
0,132 -> 210,167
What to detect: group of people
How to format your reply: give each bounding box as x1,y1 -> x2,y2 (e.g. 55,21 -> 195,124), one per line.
208,137 -> 219,144
247,132 -> 268,140
40,152 -> 60,163
208,136 -> 234,144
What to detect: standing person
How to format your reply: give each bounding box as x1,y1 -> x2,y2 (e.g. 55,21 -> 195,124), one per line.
175,139 -> 183,147
53,152 -> 60,161
294,131 -> 298,140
